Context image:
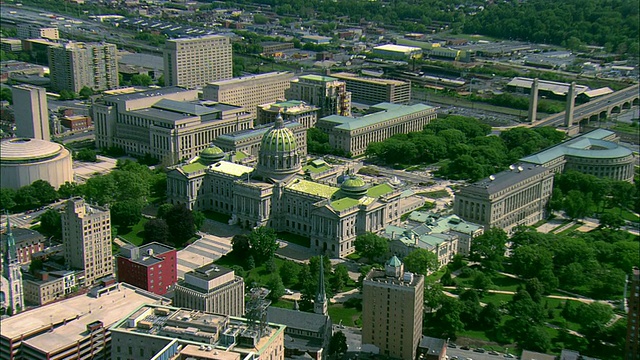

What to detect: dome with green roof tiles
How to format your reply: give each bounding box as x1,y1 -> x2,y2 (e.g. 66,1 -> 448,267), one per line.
340,175 -> 368,198
257,113 -> 302,181
200,145 -> 225,164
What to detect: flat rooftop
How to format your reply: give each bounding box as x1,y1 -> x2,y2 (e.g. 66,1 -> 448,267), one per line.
298,74 -> 338,83
103,86 -> 192,102
332,72 -> 409,86
286,178 -> 339,199
373,44 -> 422,53
208,161 -> 253,177
188,263 -> 234,281
319,102 -> 433,131
0,283 -> 166,352
215,121 -> 303,142
207,71 -> 291,86
461,163 -> 550,196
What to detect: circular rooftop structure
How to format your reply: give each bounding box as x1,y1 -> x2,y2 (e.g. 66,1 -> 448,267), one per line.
257,113 -> 301,181
340,175 -> 368,198
261,115 -> 297,153
200,145 -> 225,164
0,138 -> 72,189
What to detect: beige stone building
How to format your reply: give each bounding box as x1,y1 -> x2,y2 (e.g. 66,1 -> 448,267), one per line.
167,115 -> 402,258
286,74 -> 351,117
203,72 -> 294,116
164,35 -> 232,88
173,263 -> 245,317
62,198 -> 113,286
109,304 -> 286,360
93,87 -> 253,164
213,121 -> 307,160
454,164 -> 554,235
316,102 -> 436,156
257,100 -> 318,129
363,256 -> 424,360
12,84 -> 49,140
23,270 -> 78,306
48,41 -> 118,92
331,72 -> 411,105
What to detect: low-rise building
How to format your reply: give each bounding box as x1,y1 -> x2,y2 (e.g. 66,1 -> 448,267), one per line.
416,336 -> 447,360
0,227 -> 45,264
260,42 -> 295,55
454,164 -> 554,234
316,102 -> 436,156
386,225 -> 459,268
17,24 -> 59,40
372,44 -> 422,59
266,307 -> 331,360
60,114 -> 92,131
331,72 -> 411,105
116,242 -> 178,296
173,263 -> 245,317
109,304 -> 285,360
257,100 -> 318,129
0,39 -> 23,53
22,270 -> 78,306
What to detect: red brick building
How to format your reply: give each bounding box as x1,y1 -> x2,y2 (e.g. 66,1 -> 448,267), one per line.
626,267 -> 639,360
60,114 -> 92,131
1,227 -> 45,264
116,242 -> 177,295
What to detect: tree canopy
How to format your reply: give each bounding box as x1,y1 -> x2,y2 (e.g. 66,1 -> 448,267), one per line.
354,232 -> 389,260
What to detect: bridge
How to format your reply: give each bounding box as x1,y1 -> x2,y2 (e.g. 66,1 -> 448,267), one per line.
535,84 -> 639,128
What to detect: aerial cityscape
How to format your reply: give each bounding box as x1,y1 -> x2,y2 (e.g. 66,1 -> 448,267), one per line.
0,0 -> 638,359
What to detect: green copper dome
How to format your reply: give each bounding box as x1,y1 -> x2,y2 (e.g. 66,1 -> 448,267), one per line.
200,145 -> 225,164
256,113 -> 302,181
340,175 -> 368,198
261,114 -> 297,152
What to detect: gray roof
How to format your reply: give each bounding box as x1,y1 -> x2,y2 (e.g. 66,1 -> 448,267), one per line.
320,103 -> 433,131
520,129 -> 632,165
0,227 -> 45,248
520,350 -> 556,360
215,121 -> 303,142
418,336 -> 446,356
103,87 -> 189,102
460,163 -> 549,196
129,107 -> 192,122
266,306 -> 330,334
153,99 -> 220,116
188,263 -> 233,281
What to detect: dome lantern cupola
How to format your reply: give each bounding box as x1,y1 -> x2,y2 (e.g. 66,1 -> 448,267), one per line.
257,112 -> 302,181
199,145 -> 225,164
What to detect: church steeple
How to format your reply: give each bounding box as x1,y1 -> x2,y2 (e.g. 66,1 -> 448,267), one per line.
314,256 -> 328,315
2,214 -> 24,314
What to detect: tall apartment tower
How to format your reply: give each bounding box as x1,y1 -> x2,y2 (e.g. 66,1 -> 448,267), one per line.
12,84 -> 50,140
314,256 -> 328,315
286,74 -> 351,117
62,198 -> 113,286
1,217 -> 24,314
164,35 -> 232,89
48,42 -> 119,93
362,256 -> 424,360
626,267 -> 639,360
203,71 -> 294,116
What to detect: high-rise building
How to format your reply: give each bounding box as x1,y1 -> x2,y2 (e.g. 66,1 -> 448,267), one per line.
48,41 -> 118,92
1,217 -> 25,315
173,263 -> 245,317
362,256 -> 424,360
62,197 -> 113,286
331,72 -> 411,105
17,24 -> 59,40
286,75 -> 351,117
164,35 -> 232,89
12,84 -> 50,140
116,243 -> 178,296
203,71 -> 294,116
626,267 -> 640,360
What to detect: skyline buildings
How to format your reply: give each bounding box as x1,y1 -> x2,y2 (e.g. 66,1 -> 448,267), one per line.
11,84 -> 50,141
48,41 -> 119,92
164,35 -> 233,88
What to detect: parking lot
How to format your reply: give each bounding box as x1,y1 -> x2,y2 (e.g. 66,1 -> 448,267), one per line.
446,345 -> 518,360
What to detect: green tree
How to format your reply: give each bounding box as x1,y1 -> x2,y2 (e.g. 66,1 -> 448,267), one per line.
433,296 -> 465,339
131,74 -> 153,86
328,331 -> 348,357
193,210 -> 205,231
480,302 -> 502,329
57,182 -> 82,199
39,209 -> 62,239
247,226 -> 278,265
156,74 -> 165,87
84,175 -> 117,205
354,232 -> 388,260
30,180 -> 58,205
266,274 -> 285,301
563,190 -> 593,219
75,148 -> 97,162
470,227 -> 507,271
14,185 -> 40,209
0,87 -> 12,104
143,218 -> 170,244
518,326 -> 551,353
331,264 -> 350,293
157,203 -> 174,219
279,261 -> 300,286
472,271 -> 494,291
111,199 -> 144,228
164,204 -> 196,245
0,188 -> 16,211
231,234 -> 250,255
599,212 -> 625,230
511,245 -> 554,279
79,86 -> 94,99
403,248 -> 438,275
253,13 -> 269,24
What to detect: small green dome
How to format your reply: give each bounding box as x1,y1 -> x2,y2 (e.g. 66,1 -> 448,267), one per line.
340,175 -> 368,198
200,145 -> 225,164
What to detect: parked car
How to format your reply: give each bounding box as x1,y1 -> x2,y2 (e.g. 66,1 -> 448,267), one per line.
284,289 -> 294,295
473,348 -> 485,353
448,342 -> 457,348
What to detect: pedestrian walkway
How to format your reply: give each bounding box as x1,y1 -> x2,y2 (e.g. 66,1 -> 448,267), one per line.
177,233 -> 233,278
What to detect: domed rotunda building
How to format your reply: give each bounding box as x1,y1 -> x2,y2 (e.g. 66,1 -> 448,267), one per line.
1,138 -> 73,189
167,118 -> 402,258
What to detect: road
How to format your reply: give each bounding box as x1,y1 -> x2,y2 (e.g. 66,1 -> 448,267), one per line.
535,84 -> 639,127
446,347 -> 516,360
1,200 -> 67,229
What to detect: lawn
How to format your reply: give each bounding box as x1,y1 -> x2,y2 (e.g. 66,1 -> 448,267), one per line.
558,222 -> 583,235
328,304 -> 361,327
611,121 -> 639,135
416,190 -> 450,199
456,272 -> 523,292
118,217 -> 148,246
216,254 -> 305,289
601,206 -> 640,223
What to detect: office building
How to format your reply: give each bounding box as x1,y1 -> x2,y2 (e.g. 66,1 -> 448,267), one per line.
173,263 -> 245,317
453,164 -> 554,234
62,197 -> 113,286
109,304 -> 285,360
0,227 -> 45,264
316,102 -> 436,156
0,282 -> 168,360
331,72 -> 411,105
286,75 -> 351,117
0,39 -> 23,53
22,270 -> 78,306
520,129 -> 635,182
167,115 -> 402,258
164,35 -> 232,88
213,121 -> 307,160
48,41 -> 118,92
117,243 -> 178,296
362,256 -> 424,360
0,138 -> 73,190
626,267 -> 639,360
416,336 -> 447,360
257,100 -> 318,129
1,218 -> 24,315
12,84 -> 49,140
203,72 -> 293,116
17,24 -> 59,40
92,87 -> 253,165
372,44 -> 422,59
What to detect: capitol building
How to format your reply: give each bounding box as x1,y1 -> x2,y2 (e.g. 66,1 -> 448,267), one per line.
167,114 -> 402,258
